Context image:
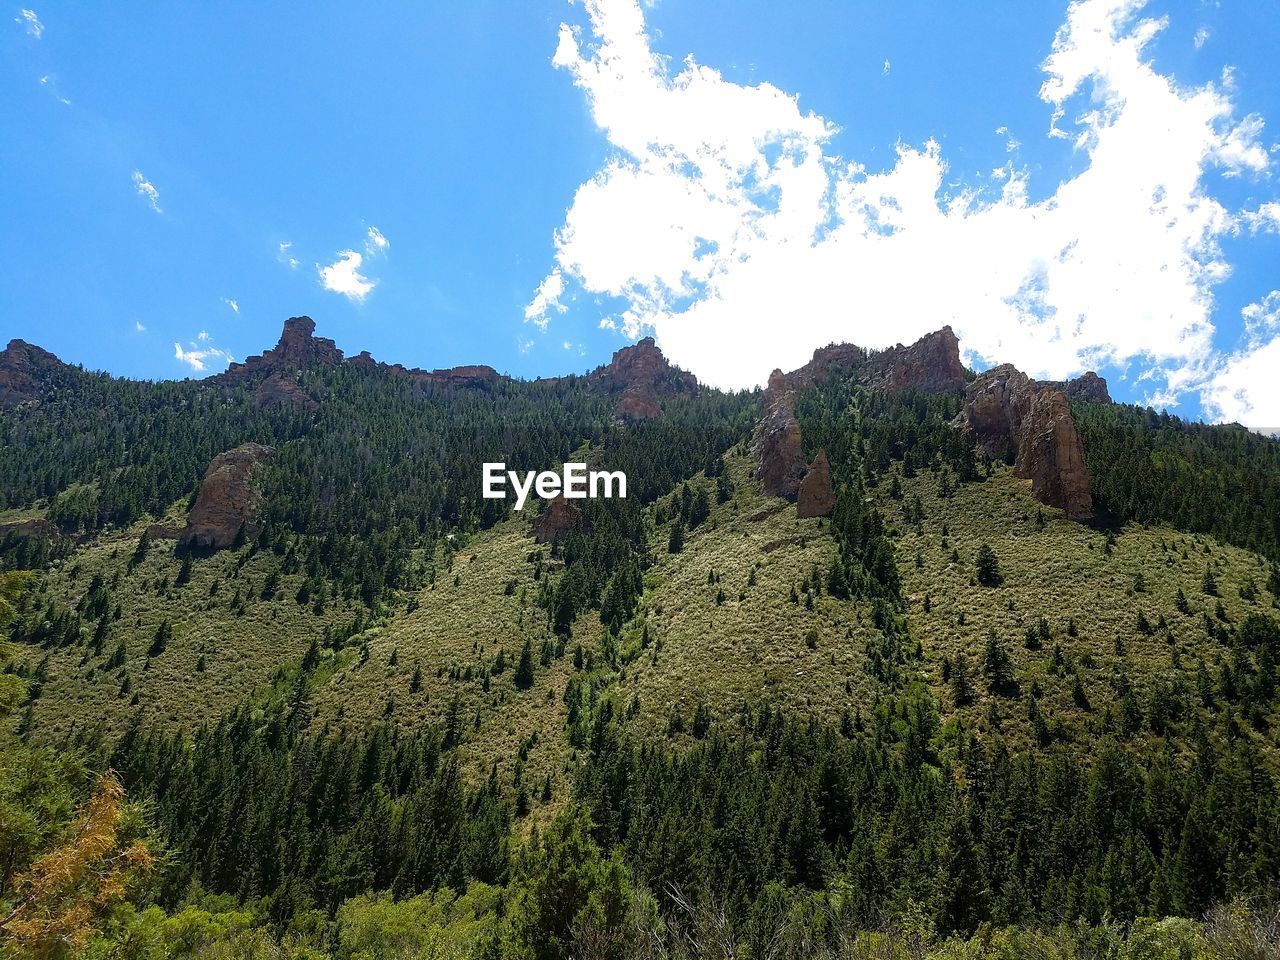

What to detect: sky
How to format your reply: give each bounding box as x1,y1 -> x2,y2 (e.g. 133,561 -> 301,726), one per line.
3,0 -> 1279,427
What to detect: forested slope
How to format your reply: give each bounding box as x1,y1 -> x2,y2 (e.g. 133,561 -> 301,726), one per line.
2,320 -> 1279,958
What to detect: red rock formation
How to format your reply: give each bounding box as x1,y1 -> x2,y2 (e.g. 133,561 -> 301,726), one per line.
532,495 -> 581,543
863,326 -> 968,395
0,517 -> 60,539
254,372 -> 317,410
409,365 -> 502,390
1019,389 -> 1094,521
752,371 -> 808,499
796,450 -> 835,518
220,317 -> 343,382
587,337 -> 698,421
964,366 -> 1093,521
179,443 -> 274,550
1064,371 -> 1112,404
773,327 -> 967,398
0,339 -> 66,407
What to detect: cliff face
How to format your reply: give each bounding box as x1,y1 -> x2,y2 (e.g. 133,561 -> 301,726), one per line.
1043,370 -> 1113,405
778,327 -> 968,397
751,370 -> 808,499
222,317 -> 502,398
180,443 -> 274,550
862,326 -> 968,395
753,327 -> 967,502
532,496 -> 581,543
587,337 -> 699,421
964,366 -> 1094,521
0,339 -> 67,407
796,449 -> 835,518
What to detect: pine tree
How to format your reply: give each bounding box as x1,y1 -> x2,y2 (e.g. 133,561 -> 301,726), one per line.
976,543 -> 1003,587
982,631 -> 1014,694
951,653 -> 974,706
668,521 -> 684,554
514,638 -> 535,690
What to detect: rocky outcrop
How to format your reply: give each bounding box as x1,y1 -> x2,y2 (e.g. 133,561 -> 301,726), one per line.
220,317 -> 343,383
221,317 -> 501,394
1063,371 -> 1111,405
0,339 -> 67,407
179,443 -> 274,550
254,372 -> 317,410
587,337 -> 698,421
532,495 -> 581,543
1018,389 -> 1094,521
409,364 -> 501,390
796,450 -> 835,518
0,517 -> 60,539
964,366 -> 1093,521
773,327 -> 967,399
863,326 -> 967,395
751,370 -> 808,499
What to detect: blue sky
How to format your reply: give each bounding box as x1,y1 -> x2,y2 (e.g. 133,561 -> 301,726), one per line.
3,1 -> 1279,426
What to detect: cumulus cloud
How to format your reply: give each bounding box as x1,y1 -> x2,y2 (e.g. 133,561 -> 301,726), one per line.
318,250 -> 376,301
15,8 -> 41,38
134,320 -> 146,333
132,171 -> 162,213
278,241 -> 300,269
174,336 -> 234,373
527,0 -> 1275,415
1194,27 -> 1210,50
222,298 -> 239,314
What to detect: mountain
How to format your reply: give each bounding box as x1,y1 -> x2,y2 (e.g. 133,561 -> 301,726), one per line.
2,316 -> 1279,957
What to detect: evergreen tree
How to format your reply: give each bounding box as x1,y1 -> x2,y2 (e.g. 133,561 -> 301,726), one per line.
514,638 -> 535,690
976,543 -> 1003,587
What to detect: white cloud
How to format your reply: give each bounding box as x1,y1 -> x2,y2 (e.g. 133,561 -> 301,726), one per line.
882,60 -> 891,76
318,250 -> 376,301
527,0 -> 1275,410
15,8 -> 42,38
222,298 -> 239,314
1202,340 -> 1280,429
1200,293 -> 1280,427
1240,202 -> 1280,235
278,241 -> 300,269
1194,27 -> 1210,50
132,171 -> 162,213
134,320 -> 146,332
365,226 -> 390,255
524,268 -> 567,329
174,337 -> 234,373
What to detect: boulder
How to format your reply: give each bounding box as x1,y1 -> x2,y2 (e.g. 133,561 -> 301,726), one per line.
796,450 -> 835,518
180,443 -> 274,550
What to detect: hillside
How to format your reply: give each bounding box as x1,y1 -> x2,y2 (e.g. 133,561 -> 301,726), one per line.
2,318 -> 1279,957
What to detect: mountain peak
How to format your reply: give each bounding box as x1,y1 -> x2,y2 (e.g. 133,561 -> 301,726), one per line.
1,338 -> 68,407
589,336 -> 698,420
